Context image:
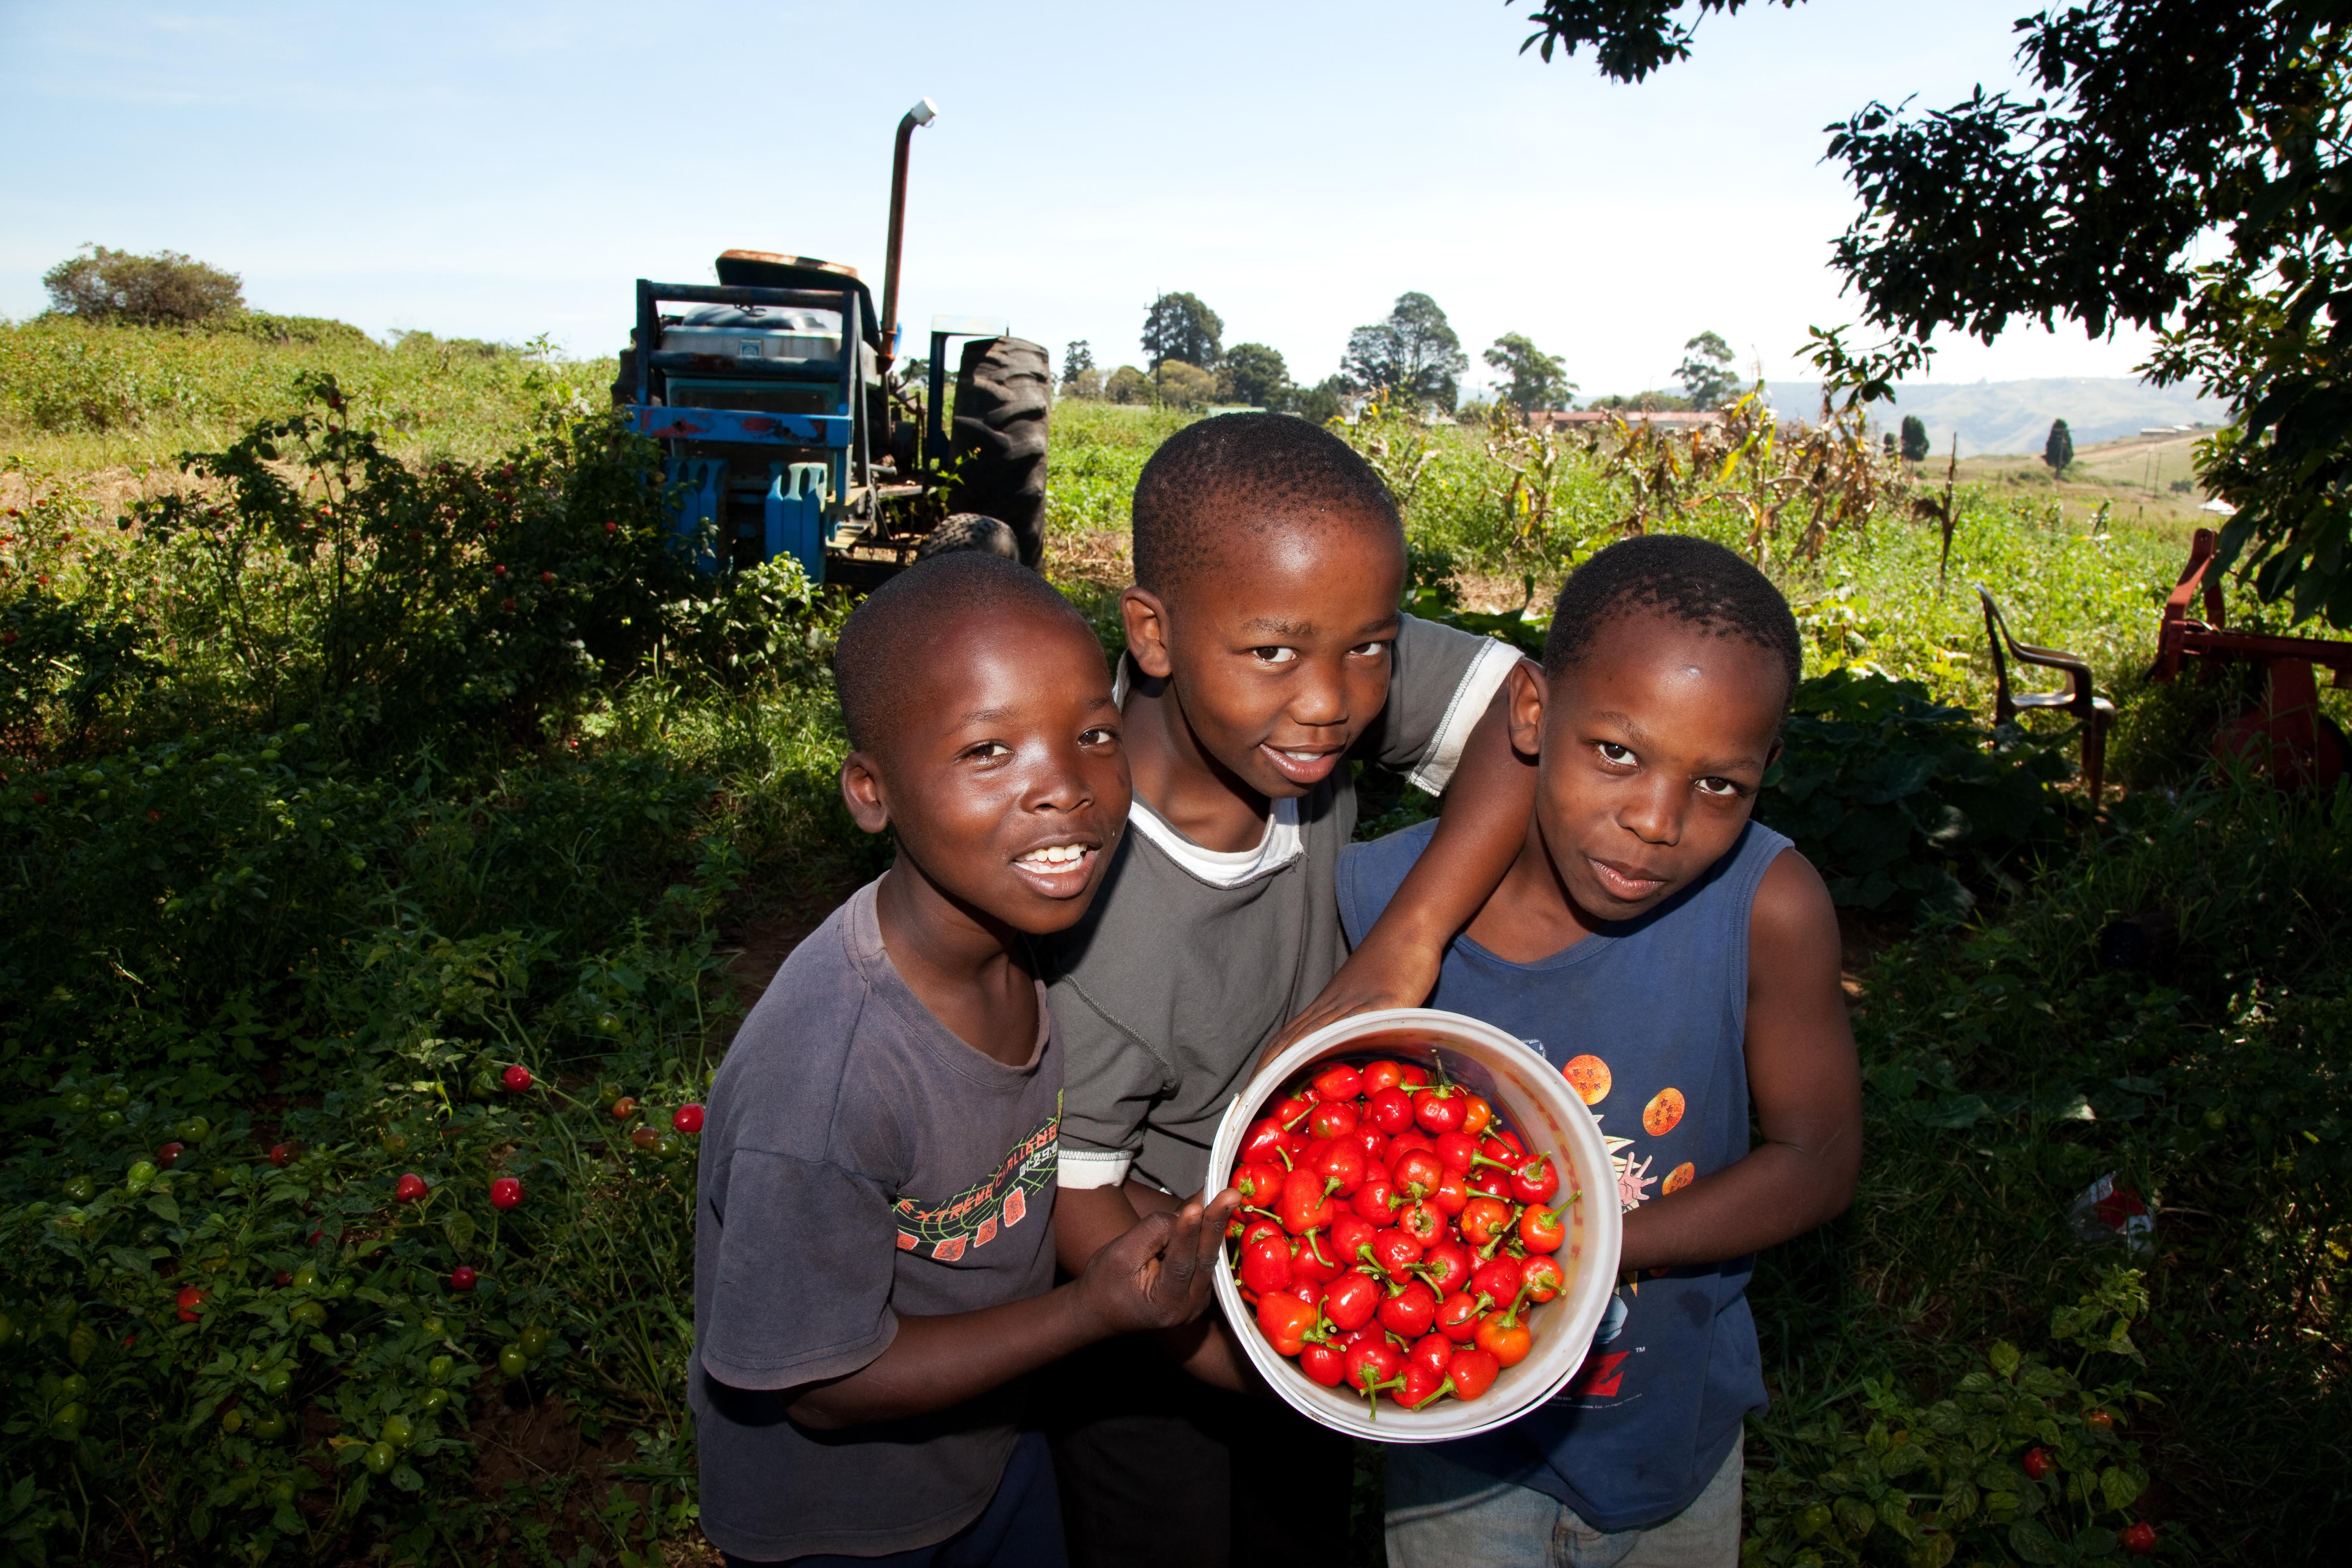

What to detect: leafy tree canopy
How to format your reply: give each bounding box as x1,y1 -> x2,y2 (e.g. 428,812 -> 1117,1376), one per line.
1142,292 -> 1223,371
1586,389 -> 1696,412
1154,359 -> 1218,409
1222,342 -> 1292,410
1512,0 -> 2352,625
1900,413 -> 1931,462
1293,376 -> 1349,425
1104,364 -> 1153,404
1062,339 -> 1095,385
43,245 -> 245,327
1674,329 -> 1741,409
1343,292 -> 1468,411
1484,332 -> 1576,410
2045,417 -> 2076,472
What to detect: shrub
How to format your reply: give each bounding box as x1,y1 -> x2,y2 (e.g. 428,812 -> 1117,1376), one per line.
43,246 -> 246,327
1746,1271 -> 2159,1567
227,314 -> 380,351
1757,668 -> 2068,912
94,375 -> 744,766
1153,361 -> 1217,409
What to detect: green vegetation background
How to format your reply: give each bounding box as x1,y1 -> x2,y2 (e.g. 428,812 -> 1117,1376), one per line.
1,320 -> 2345,1566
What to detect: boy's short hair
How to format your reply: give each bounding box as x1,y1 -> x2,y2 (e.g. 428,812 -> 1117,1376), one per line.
1131,413 -> 1403,596
833,552 -> 1090,752
1542,534 -> 1803,701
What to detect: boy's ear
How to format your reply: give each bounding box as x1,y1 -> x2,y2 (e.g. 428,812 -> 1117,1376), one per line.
1505,659 -> 1545,757
1120,587 -> 1174,680
839,752 -> 892,835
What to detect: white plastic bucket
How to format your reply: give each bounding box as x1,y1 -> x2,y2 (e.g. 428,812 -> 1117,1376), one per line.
1206,1007 -> 1622,1443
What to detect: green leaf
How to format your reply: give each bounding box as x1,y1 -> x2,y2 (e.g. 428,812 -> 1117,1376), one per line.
444,1210 -> 477,1251
2008,1516 -> 2060,1564
1940,1480 -> 1980,1524
2101,1466 -> 2143,1512
1916,1094 -> 1989,1129
1909,1532 -> 1958,1568
146,1193 -> 181,1224
1988,1341 -> 2022,1380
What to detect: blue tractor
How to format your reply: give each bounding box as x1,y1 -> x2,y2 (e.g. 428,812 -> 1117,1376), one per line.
613,100 -> 1050,590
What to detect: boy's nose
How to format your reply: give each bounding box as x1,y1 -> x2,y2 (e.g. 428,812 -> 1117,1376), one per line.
1288,661 -> 1349,729
1618,780 -> 1682,846
1023,748 -> 1095,812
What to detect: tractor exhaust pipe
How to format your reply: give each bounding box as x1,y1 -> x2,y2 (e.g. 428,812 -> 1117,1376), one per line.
879,98 -> 937,365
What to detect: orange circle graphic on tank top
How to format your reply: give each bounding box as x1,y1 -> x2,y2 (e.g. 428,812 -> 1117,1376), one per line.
1643,1087 -> 1686,1137
1662,1161 -> 1696,1194
1561,1055 -> 1612,1105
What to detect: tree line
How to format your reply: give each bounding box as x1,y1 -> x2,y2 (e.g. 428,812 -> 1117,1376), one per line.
1060,292 -> 1753,418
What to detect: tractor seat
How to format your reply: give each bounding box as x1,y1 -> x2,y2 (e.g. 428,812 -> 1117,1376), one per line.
678,303 -> 840,334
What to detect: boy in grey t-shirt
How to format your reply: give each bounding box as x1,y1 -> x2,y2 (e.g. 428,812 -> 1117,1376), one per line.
1043,415 -> 1537,1567
694,554 -> 1238,1565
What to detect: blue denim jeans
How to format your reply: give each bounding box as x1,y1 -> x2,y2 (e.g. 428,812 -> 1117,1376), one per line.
1386,1439 -> 1742,1568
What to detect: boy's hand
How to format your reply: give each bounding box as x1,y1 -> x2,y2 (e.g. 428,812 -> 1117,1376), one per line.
1074,1187 -> 1240,1336
1256,927 -> 1438,1070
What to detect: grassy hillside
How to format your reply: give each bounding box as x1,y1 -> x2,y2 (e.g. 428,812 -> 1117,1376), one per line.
1,313 -> 614,510
1767,377 -> 2225,458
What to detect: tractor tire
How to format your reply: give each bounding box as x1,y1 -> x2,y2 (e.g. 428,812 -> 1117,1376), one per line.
952,337 -> 1050,569
915,513 -> 1021,563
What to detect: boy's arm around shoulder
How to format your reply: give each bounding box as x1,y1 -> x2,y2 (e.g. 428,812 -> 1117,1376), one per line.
1266,658 -> 1539,1059
1617,847 -> 1863,1273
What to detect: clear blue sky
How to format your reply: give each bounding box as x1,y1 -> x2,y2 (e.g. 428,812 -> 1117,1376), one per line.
0,0 -> 2162,397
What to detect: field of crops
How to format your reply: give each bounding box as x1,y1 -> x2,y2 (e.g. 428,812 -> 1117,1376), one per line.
1,321 -> 2346,1566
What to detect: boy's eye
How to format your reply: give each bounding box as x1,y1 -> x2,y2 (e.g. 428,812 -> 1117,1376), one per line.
1349,640 -> 1392,658
1251,646 -> 1298,665
962,741 -> 1011,761
1078,726 -> 1118,748
1597,743 -> 1635,766
1696,775 -> 1741,798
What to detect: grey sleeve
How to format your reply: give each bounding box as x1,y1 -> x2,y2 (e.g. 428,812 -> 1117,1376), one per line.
699,1148 -> 900,1389
1361,613 -> 1523,795
1050,980 -> 1168,1190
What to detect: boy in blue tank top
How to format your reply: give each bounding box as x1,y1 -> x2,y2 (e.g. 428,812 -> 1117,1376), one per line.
1340,536 -> 1863,1567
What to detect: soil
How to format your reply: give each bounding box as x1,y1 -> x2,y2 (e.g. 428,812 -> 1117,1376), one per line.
710,910 -> 820,1045
450,1387 -> 718,1566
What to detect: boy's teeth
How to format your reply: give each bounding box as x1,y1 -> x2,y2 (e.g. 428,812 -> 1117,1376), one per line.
1019,844 -> 1086,866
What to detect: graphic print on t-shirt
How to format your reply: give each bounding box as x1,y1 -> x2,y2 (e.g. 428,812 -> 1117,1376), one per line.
1547,1050 -> 1693,1411
892,1098 -> 1060,1262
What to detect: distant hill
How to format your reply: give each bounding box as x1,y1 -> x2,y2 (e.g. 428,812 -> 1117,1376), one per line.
1759,377 -> 2228,458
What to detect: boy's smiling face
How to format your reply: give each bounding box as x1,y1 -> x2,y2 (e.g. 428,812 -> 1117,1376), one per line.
1121,507 -> 1406,801
1513,609 -> 1788,923
841,603 -> 1129,935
